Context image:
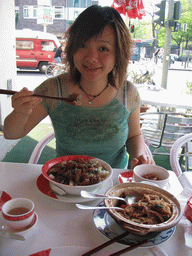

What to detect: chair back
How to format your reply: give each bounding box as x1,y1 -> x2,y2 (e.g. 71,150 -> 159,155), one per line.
141,112 -> 192,155
28,131 -> 55,164
170,133 -> 192,175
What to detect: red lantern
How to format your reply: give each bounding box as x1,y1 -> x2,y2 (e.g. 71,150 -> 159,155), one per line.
112,0 -> 146,19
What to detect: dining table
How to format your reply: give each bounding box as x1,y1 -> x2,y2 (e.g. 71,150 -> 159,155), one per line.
0,161 -> 192,256
136,85 -> 192,110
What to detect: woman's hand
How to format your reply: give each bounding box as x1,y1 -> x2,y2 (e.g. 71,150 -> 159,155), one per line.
12,87 -> 42,116
131,154 -> 155,169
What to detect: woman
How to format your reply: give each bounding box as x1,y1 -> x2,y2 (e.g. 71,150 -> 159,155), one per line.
3,5 -> 155,169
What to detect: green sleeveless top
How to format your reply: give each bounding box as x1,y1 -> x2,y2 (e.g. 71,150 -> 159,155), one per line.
34,75 -> 141,168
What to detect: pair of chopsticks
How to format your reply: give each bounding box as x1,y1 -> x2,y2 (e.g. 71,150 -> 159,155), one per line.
0,89 -> 75,103
82,231 -> 148,256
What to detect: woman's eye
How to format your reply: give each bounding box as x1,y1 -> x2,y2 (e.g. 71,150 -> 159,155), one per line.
79,43 -> 86,48
100,47 -> 108,52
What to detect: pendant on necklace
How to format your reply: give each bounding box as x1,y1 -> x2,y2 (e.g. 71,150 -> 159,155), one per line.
88,101 -> 92,104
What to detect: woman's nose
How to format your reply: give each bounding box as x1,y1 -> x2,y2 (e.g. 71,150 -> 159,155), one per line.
85,48 -> 98,63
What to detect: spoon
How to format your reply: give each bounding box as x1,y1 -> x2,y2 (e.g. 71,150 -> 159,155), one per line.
80,190 -> 127,203
76,204 -> 124,211
80,190 -> 136,205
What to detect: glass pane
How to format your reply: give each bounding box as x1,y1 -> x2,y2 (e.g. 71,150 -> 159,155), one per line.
41,41 -> 55,51
16,40 -> 34,50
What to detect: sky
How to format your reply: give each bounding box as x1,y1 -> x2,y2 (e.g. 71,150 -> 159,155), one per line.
99,0 -> 113,6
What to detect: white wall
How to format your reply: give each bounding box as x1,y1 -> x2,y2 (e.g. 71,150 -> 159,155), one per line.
0,0 -> 17,128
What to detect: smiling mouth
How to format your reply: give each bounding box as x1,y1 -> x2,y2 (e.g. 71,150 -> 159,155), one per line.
83,65 -> 100,71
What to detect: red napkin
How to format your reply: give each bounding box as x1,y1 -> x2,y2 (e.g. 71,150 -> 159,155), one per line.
0,191 -> 12,210
29,249 -> 51,256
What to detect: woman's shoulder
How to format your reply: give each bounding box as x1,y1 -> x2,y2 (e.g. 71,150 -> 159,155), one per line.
34,73 -> 66,95
125,80 -> 141,113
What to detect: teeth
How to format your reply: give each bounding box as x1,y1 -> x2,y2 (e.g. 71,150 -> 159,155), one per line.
86,66 -> 97,70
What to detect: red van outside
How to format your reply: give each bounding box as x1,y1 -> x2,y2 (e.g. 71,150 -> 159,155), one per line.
16,29 -> 60,72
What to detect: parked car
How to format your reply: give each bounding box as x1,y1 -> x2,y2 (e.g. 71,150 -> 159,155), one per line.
16,29 -> 60,72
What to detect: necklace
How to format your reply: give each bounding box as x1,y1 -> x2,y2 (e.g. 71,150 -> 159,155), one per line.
78,82 -> 109,104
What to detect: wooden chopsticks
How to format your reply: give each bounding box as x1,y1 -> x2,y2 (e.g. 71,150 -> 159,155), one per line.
82,231 -> 130,256
82,231 -> 148,256
0,89 -> 76,103
109,239 -> 148,256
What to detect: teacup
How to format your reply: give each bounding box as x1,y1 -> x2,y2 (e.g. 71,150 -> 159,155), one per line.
2,198 -> 35,230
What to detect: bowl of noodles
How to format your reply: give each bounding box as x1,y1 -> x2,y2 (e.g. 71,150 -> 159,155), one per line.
104,182 -> 182,235
42,155 -> 113,196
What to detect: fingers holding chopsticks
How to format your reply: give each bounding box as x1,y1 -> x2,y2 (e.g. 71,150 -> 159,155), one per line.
12,87 -> 42,116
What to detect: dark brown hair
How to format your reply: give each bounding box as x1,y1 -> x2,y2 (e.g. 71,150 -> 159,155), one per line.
64,5 -> 132,88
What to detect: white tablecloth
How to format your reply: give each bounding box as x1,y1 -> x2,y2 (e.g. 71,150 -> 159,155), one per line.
0,162 -> 192,256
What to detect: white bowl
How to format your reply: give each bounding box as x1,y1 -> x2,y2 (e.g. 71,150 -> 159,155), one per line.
42,155 -> 113,196
104,182 -> 182,235
133,164 -> 169,188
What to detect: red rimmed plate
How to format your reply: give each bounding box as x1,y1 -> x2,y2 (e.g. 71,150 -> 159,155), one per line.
0,191 -> 12,211
118,171 -> 133,183
36,174 -> 113,203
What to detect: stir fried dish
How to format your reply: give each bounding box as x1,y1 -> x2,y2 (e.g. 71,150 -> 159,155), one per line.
142,173 -> 160,180
119,193 -> 172,224
47,158 -> 109,186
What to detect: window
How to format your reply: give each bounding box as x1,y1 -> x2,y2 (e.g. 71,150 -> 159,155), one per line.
41,41 -> 55,51
54,6 -> 64,19
74,0 -> 79,7
23,6 -> 38,19
16,40 -> 34,50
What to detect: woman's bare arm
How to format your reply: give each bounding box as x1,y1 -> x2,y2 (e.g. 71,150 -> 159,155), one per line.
126,108 -> 155,168
3,88 -> 48,139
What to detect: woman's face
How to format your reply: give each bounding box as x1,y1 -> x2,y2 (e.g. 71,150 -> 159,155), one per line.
73,26 -> 116,84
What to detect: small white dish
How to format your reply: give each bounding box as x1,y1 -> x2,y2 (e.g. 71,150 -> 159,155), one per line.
133,164 -> 169,188
1,212 -> 38,237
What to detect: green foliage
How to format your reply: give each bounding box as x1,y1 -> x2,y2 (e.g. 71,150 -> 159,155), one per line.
130,20 -> 151,40
182,80 -> 192,95
157,0 -> 192,50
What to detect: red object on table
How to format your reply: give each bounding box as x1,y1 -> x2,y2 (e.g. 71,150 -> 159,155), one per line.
184,196 -> 192,223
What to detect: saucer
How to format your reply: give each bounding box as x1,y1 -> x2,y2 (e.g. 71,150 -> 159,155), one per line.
1,213 -> 38,237
36,174 -> 113,203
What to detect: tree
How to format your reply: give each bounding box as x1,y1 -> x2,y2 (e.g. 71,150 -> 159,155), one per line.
157,0 -> 192,54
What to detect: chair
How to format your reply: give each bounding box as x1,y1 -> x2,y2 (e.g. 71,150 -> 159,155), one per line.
28,131 -> 153,165
170,133 -> 192,175
170,133 -> 192,189
140,111 -> 192,156
28,131 -> 55,164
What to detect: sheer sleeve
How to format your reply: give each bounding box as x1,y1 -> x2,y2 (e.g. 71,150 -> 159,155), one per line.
34,76 -> 62,113
125,81 -> 141,114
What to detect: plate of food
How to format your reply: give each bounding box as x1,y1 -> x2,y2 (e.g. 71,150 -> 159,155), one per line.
93,201 -> 175,248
